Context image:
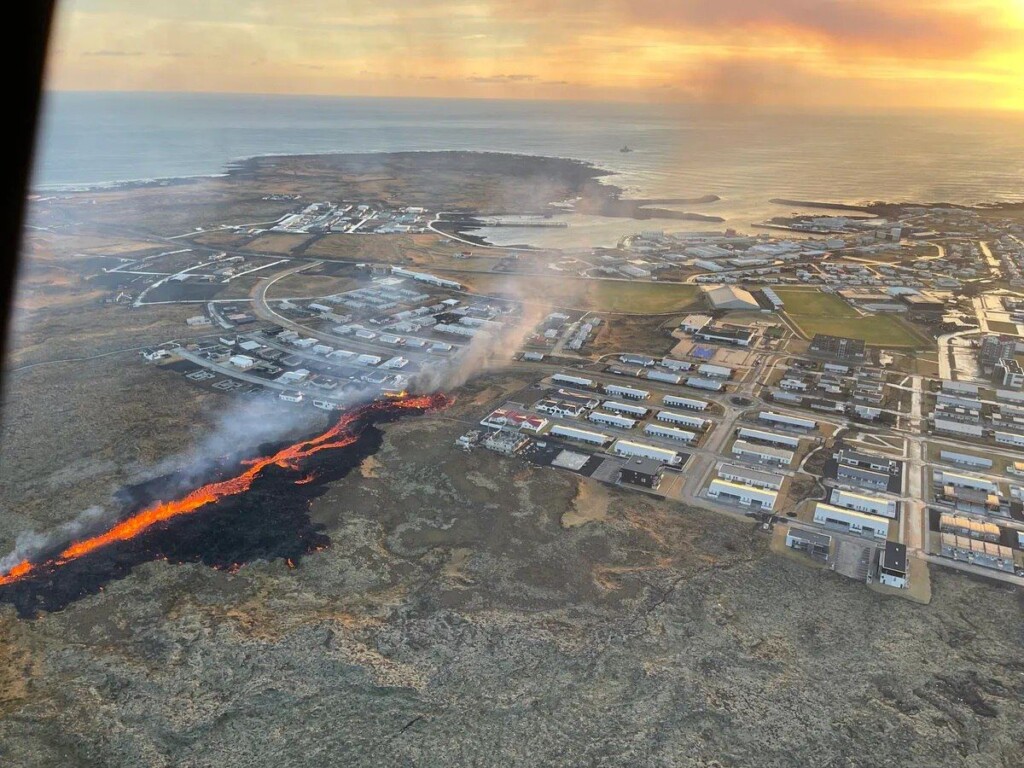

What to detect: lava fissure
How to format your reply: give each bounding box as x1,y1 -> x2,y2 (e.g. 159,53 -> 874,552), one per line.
0,393 -> 448,596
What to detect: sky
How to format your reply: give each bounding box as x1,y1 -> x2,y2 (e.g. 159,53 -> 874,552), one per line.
47,0 -> 1024,110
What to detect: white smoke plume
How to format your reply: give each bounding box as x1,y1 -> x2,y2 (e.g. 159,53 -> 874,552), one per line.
0,505 -> 108,573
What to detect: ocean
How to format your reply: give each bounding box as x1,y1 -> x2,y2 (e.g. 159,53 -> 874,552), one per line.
33,91 -> 1024,248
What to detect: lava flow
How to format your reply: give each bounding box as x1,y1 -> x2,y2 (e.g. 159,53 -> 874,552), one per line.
0,392 -> 448,592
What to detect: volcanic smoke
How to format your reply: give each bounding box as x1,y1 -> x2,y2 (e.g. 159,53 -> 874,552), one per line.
0,393 -> 448,590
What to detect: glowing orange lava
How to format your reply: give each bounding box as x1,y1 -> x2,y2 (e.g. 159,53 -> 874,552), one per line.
0,393 -> 448,587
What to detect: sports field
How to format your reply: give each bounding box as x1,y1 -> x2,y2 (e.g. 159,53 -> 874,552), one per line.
453,274 -> 700,313
776,288 -> 929,348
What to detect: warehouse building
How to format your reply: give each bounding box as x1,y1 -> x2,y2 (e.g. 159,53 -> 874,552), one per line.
737,427 -> 800,449
604,384 -> 650,400
663,395 -> 708,410
940,534 -> 1015,572
813,503 -> 889,539
732,439 -> 793,466
829,488 -> 898,519
660,358 -> 692,372
618,457 -> 664,490
932,470 -> 998,494
697,363 -> 732,379
707,479 -> 777,511
939,451 -> 993,470
938,514 -> 1001,543
995,430 -> 1024,447
759,411 -> 817,431
553,373 -> 595,389
877,542 -> 908,588
551,425 -> 610,445
686,377 -> 724,391
603,400 -> 649,417
656,410 -> 706,430
611,439 -> 682,465
589,411 -> 637,430
694,326 -> 753,347
717,463 -> 784,491
703,284 -> 761,311
933,417 -> 984,438
647,370 -> 682,385
643,423 -> 696,443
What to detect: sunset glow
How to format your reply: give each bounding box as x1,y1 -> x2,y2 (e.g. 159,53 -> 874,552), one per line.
48,0 -> 1024,110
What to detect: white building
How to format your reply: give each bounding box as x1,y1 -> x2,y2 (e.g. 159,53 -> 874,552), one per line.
228,355 -> 256,370
717,464 -> 784,491
813,503 -> 889,539
603,400 -> 650,417
553,373 -> 595,389
707,479 -> 777,511
686,377 -> 723,391
551,425 -> 610,445
995,430 -> 1024,447
663,395 -> 708,410
589,411 -> 637,430
732,440 -> 793,466
643,424 -> 695,443
829,488 -> 898,519
932,469 -> 998,493
612,439 -> 681,465
647,370 -> 682,385
736,427 -> 800,449
656,411 -> 706,430
759,411 -> 817,431
604,384 -> 650,400
697,363 -> 732,379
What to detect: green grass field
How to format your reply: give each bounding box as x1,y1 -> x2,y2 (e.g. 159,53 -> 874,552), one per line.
774,288 -> 858,317
986,320 -> 1021,335
452,274 -> 700,313
776,288 -> 929,348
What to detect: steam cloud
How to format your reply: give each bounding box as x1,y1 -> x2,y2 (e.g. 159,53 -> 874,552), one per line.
0,282 -> 546,572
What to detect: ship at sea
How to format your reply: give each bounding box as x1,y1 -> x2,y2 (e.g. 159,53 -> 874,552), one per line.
620,144 -> 632,153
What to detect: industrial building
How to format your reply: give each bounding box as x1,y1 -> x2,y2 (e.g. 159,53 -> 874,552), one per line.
647,370 -> 682,385
940,534 -> 1015,572
707,479 -> 777,511
618,457 -> 664,490
656,410 -> 706,430
660,358 -> 692,372
611,439 -> 682,465
552,373 -> 595,389
732,439 -> 793,466
693,326 -> 753,347
736,427 -> 800,449
932,469 -> 998,494
759,411 -> 817,431
703,284 -> 761,311
589,411 -> 637,430
643,423 -> 695,443
604,384 -> 650,400
939,451 -> 993,469
603,400 -> 650,417
877,542 -> 908,588
933,418 -> 984,437
686,377 -> 724,391
835,449 -> 896,473
995,430 -> 1024,447
717,464 -> 784,491
829,488 -> 898,519
620,354 -> 656,367
697,363 -> 732,379
680,314 -> 713,333
663,395 -> 708,410
938,514 -> 1001,542
813,503 -> 890,539
551,425 -> 610,445
785,527 -> 831,559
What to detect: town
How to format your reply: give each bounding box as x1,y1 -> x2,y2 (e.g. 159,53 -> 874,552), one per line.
39,186 -> 1024,602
